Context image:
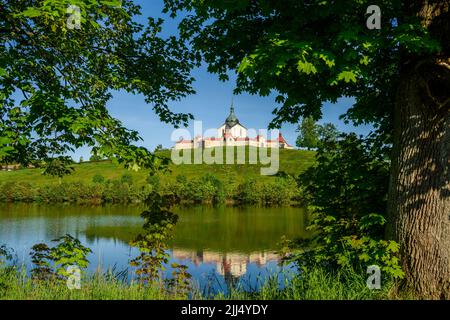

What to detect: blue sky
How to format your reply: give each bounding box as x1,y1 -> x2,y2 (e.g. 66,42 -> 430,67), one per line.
71,0 -> 373,160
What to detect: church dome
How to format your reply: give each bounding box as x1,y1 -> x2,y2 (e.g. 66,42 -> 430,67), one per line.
225,105 -> 239,127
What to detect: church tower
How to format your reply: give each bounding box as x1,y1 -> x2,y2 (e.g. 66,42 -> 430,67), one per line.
225,101 -> 239,128
218,100 -> 247,139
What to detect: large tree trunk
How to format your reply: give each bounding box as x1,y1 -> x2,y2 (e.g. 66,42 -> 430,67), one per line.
387,0 -> 450,300
388,59 -> 450,299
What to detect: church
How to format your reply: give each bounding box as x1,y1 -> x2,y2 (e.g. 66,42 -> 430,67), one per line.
174,103 -> 293,150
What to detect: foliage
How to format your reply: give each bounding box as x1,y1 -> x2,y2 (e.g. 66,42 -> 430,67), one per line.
296,117 -> 319,150
165,263 -> 192,298
282,133 -> 403,278
0,267 -> 172,300
164,3 -> 448,295
0,0 -> 196,169
0,245 -> 13,266
0,264 -> 401,300
130,189 -> 190,296
147,174 -> 161,193
120,173 -> 133,185
0,171 -> 303,205
42,157 -> 75,180
317,123 -> 339,145
232,175 -> 300,205
164,0 -> 444,133
184,173 -> 226,204
30,235 -> 92,280
92,174 -> 105,184
296,118 -> 340,150
224,267 -> 398,300
89,154 -> 103,162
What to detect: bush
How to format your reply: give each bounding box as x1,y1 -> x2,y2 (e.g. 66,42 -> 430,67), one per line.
121,173 -> 133,185
30,235 -> 92,280
0,173 -> 302,206
234,179 -> 261,205
0,181 -> 37,202
92,174 -> 105,184
282,133 -> 403,279
0,180 -> 145,204
147,174 -> 161,191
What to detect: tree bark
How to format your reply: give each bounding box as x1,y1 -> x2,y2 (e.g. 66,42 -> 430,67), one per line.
388,60 -> 450,299
387,0 -> 450,300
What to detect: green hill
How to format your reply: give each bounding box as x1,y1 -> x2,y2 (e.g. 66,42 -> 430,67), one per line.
0,148 -> 315,186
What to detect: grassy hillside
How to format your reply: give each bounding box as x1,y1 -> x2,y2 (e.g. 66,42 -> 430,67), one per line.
0,148 -> 315,186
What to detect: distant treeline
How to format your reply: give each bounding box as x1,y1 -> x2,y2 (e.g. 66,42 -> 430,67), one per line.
0,173 -> 302,206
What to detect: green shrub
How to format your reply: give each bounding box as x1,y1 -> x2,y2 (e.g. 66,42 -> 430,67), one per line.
0,181 -> 37,202
234,179 -> 261,205
30,235 -> 92,280
283,133 -> 403,279
147,174 -> 160,190
120,173 -> 133,185
92,174 -> 105,184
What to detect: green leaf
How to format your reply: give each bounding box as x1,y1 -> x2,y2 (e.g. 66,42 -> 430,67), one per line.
359,56 -> 370,66
20,8 -> 42,18
238,57 -> 252,74
336,70 -> 357,83
318,53 -> 335,68
297,60 -> 317,75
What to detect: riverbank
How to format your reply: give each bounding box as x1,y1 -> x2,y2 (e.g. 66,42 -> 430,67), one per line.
0,173 -> 303,205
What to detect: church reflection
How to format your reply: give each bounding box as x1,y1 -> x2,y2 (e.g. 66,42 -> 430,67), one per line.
172,248 -> 279,280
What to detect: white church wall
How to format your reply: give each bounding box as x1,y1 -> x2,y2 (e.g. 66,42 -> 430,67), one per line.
229,124 -> 247,138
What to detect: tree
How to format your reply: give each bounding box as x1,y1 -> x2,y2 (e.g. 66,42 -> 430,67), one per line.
296,117 -> 319,150
0,0 -> 195,172
286,133 -> 403,279
317,123 -> 339,145
42,157 -> 74,184
164,0 -> 450,298
89,154 -> 102,162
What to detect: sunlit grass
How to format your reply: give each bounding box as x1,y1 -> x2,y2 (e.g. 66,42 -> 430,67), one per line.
0,149 -> 315,187
0,265 -> 403,300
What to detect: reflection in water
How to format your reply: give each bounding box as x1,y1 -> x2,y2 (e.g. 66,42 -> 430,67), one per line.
0,203 -> 308,292
170,248 -> 290,294
173,249 -> 279,278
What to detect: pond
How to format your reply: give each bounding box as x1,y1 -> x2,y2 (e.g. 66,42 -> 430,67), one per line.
0,204 -> 310,294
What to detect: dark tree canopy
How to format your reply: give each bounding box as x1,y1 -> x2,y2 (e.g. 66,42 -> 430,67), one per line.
0,0 -> 196,169
163,0 -> 447,131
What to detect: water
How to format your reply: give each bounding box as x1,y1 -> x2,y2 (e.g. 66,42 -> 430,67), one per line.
0,203 -> 310,294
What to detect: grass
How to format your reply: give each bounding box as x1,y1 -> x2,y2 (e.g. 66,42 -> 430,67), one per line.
0,148 -> 315,187
0,268 -> 172,300
0,265 -> 400,300
220,268 -> 399,300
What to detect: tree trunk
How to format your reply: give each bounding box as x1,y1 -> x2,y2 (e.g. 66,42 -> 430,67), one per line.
388,59 -> 450,299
